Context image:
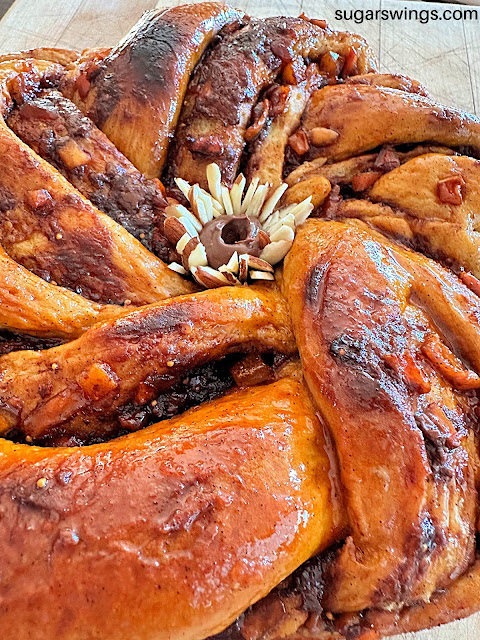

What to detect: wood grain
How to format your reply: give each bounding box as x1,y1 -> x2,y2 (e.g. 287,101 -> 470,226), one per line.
0,0 -> 479,638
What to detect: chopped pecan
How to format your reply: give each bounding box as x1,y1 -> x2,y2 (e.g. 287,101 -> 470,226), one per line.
230,354 -> 274,388
299,13 -> 328,29
341,46 -> 358,78
437,174 -> 465,205
245,99 -> 270,141
322,184 -> 343,219
186,134 -> 224,155
374,146 -> 401,172
282,57 -> 307,85
319,51 -> 343,78
288,129 -> 310,155
352,171 -> 383,192
266,84 -> 290,117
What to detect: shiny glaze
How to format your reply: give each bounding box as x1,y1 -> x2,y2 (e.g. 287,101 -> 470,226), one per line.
169,16 -> 377,187
0,123 -> 192,304
283,220 -> 479,612
0,285 -> 296,441
367,153 -> 480,279
345,72 -> 430,96
302,84 -> 480,163
0,379 -> 337,640
0,243 -> 121,338
8,89 -> 173,261
66,3 -> 245,177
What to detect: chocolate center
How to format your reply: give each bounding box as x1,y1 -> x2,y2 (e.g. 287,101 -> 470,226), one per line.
200,215 -> 263,269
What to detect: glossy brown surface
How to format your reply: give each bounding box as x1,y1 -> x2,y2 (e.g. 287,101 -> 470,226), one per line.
0,243 -> 121,338
66,3 -> 245,177
8,89 -> 172,261
368,153 -> 480,277
0,285 -> 296,441
0,379 -> 338,640
0,6 -> 480,640
0,122 -> 192,304
302,84 -> 480,162
169,15 -> 377,187
345,72 -> 429,96
283,220 -> 479,613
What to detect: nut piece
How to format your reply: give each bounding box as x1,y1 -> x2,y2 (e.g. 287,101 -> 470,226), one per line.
282,57 -> 306,85
437,174 -> 465,205
164,216 -> 189,245
319,51 -> 343,78
247,256 -> 274,273
245,99 -> 270,141
288,129 -> 310,155
260,240 -> 293,265
352,171 -> 384,192
285,176 -> 331,208
238,254 -> 249,282
58,140 -> 90,169
341,46 -> 358,78
309,127 -> 339,147
250,270 -> 275,281
192,266 -> 230,289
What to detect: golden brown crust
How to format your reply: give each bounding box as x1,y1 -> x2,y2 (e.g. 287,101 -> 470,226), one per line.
7,88 -> 172,261
284,220 -> 479,613
0,46 -> 80,66
302,84 -> 480,162
169,16 -> 377,187
1,7 -> 480,640
0,286 -> 296,442
0,122 -> 192,304
0,379 -> 339,640
66,3 -> 245,177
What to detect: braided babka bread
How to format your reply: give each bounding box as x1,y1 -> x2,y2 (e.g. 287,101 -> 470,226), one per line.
1,3 -> 480,639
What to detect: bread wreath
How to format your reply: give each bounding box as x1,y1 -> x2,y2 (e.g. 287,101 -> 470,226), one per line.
0,4 -> 480,640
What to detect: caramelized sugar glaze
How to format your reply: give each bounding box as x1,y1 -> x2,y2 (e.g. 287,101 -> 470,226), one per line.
1,4 -> 480,640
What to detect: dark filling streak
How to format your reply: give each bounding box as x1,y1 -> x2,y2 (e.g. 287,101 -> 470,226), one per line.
7,91 -> 173,263
208,550 -> 339,640
415,411 -> 458,479
8,358 -> 236,448
0,330 -> 64,356
186,18 -> 289,127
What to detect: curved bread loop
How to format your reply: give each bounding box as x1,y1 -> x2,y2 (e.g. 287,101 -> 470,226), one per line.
64,2 -> 246,178
0,286 -> 296,442
302,84 -> 480,162
0,58 -> 193,305
367,153 -> 480,278
246,71 -> 323,189
283,220 -> 480,613
168,16 -> 377,188
0,47 -> 81,66
0,378 -> 339,640
7,88 -> 173,261
0,245 -> 122,339
345,72 -> 430,96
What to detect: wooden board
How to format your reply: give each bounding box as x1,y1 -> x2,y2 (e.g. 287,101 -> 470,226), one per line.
0,0 -> 479,639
